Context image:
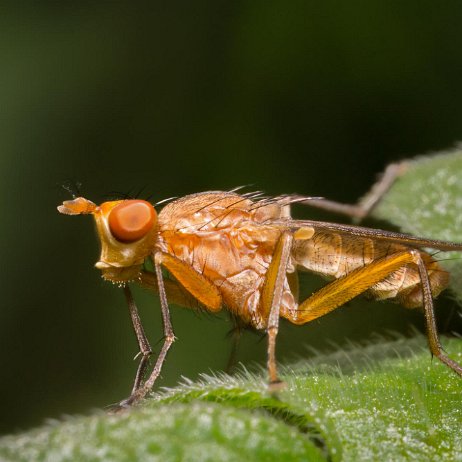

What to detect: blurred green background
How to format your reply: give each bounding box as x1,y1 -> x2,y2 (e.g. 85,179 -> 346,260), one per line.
2,2 -> 462,435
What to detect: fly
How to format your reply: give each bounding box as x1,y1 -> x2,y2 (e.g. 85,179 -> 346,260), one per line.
58,177 -> 462,407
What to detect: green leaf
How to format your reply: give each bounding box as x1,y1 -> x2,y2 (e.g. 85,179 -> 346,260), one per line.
372,147 -> 462,302
2,150 -> 462,461
1,337 -> 461,462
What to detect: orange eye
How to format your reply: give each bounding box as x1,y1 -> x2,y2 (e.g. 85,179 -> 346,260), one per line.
108,200 -> 156,242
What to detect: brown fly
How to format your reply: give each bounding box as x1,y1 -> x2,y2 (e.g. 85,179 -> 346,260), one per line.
58,165 -> 462,406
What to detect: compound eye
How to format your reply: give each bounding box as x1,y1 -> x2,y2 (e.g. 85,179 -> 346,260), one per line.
108,200 -> 156,243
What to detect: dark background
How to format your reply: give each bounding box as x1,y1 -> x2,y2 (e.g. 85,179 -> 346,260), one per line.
2,2 -> 462,435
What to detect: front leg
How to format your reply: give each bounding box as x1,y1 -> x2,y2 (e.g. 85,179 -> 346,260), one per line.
123,253 -> 176,406
123,251 -> 224,406
123,285 -> 152,396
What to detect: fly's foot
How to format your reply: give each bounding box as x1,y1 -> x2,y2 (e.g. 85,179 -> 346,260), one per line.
106,401 -> 132,415
268,379 -> 287,393
106,389 -> 146,414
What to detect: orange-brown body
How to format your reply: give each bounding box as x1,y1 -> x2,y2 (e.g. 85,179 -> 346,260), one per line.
58,188 -> 462,405
155,192 -> 447,328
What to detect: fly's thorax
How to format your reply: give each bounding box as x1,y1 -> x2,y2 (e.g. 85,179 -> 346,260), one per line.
159,223 -> 286,280
90,200 -> 158,282
157,192 -> 252,231
157,191 -> 291,233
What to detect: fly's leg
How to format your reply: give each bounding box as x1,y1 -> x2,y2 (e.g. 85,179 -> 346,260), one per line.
124,253 -> 176,406
138,270 -> 205,311
260,231 -> 293,387
108,286 -> 153,411
415,253 -> 462,376
299,161 -> 408,220
225,316 -> 244,374
151,252 -> 222,311
288,249 -> 462,377
121,253 -> 223,406
123,285 -> 152,395
115,271 -> 206,409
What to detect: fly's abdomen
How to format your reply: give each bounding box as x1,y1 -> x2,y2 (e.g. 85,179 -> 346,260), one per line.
292,232 -> 375,278
381,255 -> 449,308
292,231 -> 449,308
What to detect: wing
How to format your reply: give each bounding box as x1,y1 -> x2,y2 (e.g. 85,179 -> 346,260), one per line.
267,218 -> 462,251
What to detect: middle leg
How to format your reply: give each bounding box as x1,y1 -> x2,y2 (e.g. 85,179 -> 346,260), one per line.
260,231 -> 294,386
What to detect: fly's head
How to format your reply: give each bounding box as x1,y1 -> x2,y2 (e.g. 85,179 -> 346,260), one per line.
58,197 -> 158,283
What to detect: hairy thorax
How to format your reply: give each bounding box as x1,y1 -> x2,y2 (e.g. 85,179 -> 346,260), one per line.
156,192 -> 297,328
